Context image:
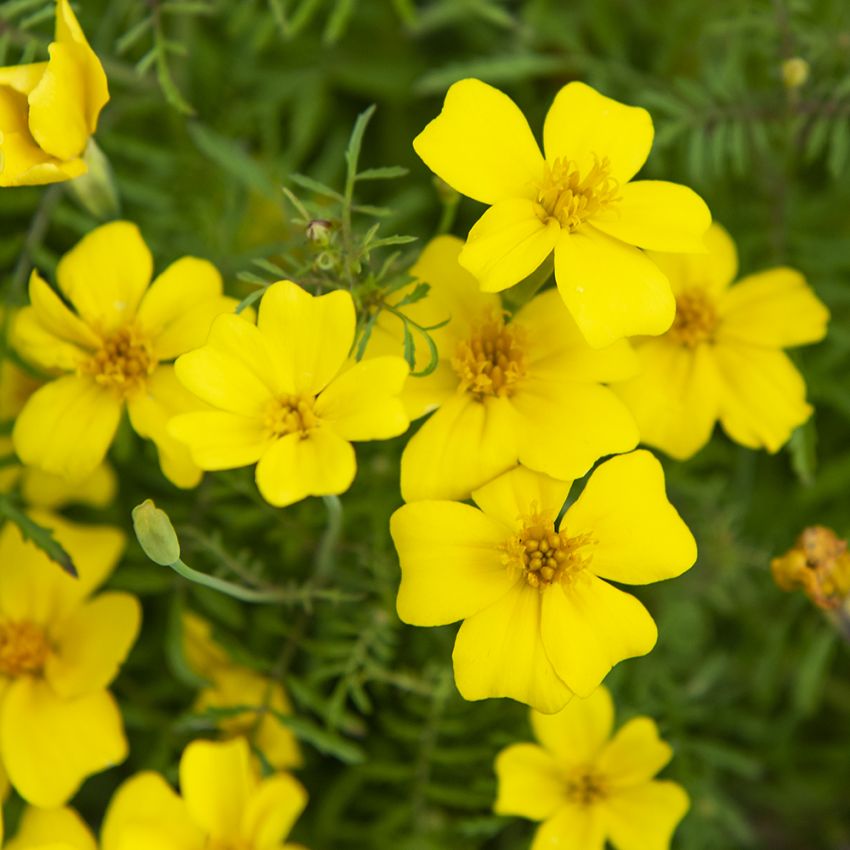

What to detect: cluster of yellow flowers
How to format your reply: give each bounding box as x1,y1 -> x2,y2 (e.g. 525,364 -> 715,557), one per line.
0,1 -> 832,848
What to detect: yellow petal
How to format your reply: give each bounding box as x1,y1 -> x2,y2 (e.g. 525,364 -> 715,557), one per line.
55,222 -> 152,332
612,341 -> 721,461
413,78 -> 543,205
0,513 -> 124,623
530,686 -> 614,767
713,342 -> 812,452
543,82 -> 653,184
453,583 -> 573,713
181,610 -> 230,678
400,393 -> 518,501
254,427 -> 356,507
563,450 -> 697,585
45,592 -> 140,698
26,268 -> 99,351
21,461 -> 117,510
6,806 -> 96,850
101,772 -> 203,850
179,738 -> 255,842
169,410 -> 271,470
174,314 -> 279,415
127,366 -> 204,488
602,780 -> 689,850
0,354 -> 41,421
717,267 -> 829,348
647,222 -> 738,298
12,375 -> 122,481
241,773 -> 307,847
314,356 -> 409,440
0,63 -> 48,95
136,257 -> 232,360
597,718 -> 672,789
391,501 -> 517,626
459,199 -> 560,293
493,743 -> 566,820
12,303 -> 88,375
511,379 -> 639,482
530,803 -> 606,850
258,281 -> 354,395
540,572 -> 657,696
0,130 -> 85,185
592,181 -> 711,253
554,227 -> 675,348
471,465 -> 571,532
0,678 -> 126,808
514,288 -> 639,384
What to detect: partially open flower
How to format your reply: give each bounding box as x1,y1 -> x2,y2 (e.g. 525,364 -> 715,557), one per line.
772,526 -> 850,610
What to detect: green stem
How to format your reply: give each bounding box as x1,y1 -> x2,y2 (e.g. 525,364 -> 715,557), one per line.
167,557 -> 303,604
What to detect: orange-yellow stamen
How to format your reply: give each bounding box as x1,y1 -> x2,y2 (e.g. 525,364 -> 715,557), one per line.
264,395 -> 318,439
81,326 -> 155,395
453,312 -> 526,399
535,156 -> 620,231
503,511 -> 594,588
566,769 -> 608,806
668,288 -> 718,347
0,620 -> 50,677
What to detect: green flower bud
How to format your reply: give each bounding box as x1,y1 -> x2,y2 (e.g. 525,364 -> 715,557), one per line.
132,499 -> 180,566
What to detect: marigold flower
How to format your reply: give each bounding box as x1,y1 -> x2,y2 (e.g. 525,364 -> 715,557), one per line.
414,80 -> 711,347
772,526 -> 850,610
391,451 -> 696,713
612,224 -> 829,459
494,686 -> 689,850
183,612 -> 301,769
0,513 -> 138,807
101,737 -> 307,850
1,805 -> 96,849
12,221 -> 240,487
170,280 -> 410,508
0,0 -> 108,187
367,236 -> 639,501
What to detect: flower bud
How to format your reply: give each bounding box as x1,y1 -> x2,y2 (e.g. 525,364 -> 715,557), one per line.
67,139 -> 121,220
132,499 -> 180,566
306,219 -> 333,245
782,57 -> 810,90
772,525 -> 850,609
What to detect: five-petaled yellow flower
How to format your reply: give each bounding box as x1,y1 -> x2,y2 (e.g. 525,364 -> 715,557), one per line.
183,612 -> 301,769
1,805 -> 96,850
0,0 -> 108,187
495,686 -> 689,850
171,280 -> 410,508
12,220 -> 239,487
414,80 -> 711,348
0,513 -> 138,807
391,452 -> 696,713
101,737 -> 307,850
367,236 -> 639,501
612,223 -> 829,459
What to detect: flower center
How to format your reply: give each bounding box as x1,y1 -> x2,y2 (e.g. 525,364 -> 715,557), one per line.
452,312 -> 526,399
264,395 -> 318,439
566,769 -> 608,806
668,288 -> 717,347
503,511 -> 594,588
81,326 -> 155,395
0,620 -> 50,677
535,156 -> 621,231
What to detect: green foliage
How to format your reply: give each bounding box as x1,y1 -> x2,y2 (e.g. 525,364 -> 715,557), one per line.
2,0 -> 850,848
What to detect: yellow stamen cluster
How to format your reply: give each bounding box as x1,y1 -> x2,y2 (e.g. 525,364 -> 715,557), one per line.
503,512 -> 594,589
82,326 -> 155,395
0,620 -> 51,677
453,312 -> 526,399
264,395 -> 318,439
535,156 -> 620,231
668,288 -> 718,348
566,769 -> 608,806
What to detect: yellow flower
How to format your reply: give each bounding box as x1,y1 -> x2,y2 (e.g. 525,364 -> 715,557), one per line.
494,686 -> 689,850
183,612 -> 302,769
0,0 -> 108,187
170,280 -> 410,508
772,526 -> 850,610
367,236 -> 639,501
413,80 -> 711,348
101,737 -> 307,850
0,513 -> 138,807
12,221 -> 240,487
612,224 -> 829,459
2,806 -> 96,850
391,451 -> 696,713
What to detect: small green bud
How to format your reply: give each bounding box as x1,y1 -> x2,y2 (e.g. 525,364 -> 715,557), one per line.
306,218 -> 333,245
67,139 -> 121,220
132,499 -> 180,566
782,57 -> 810,90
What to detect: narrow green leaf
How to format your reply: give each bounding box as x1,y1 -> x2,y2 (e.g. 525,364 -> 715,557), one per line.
0,498 -> 76,577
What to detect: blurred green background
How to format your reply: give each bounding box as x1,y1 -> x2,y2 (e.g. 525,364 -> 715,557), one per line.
2,0 -> 850,848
